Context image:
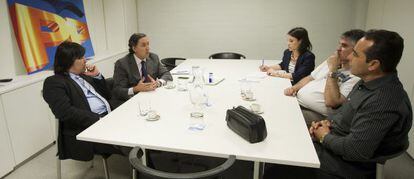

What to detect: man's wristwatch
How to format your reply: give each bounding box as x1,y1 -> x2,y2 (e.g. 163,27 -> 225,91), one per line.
328,71 -> 340,78
319,132 -> 329,143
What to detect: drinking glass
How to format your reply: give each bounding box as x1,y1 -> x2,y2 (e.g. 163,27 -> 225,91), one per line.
138,100 -> 151,116
188,85 -> 207,130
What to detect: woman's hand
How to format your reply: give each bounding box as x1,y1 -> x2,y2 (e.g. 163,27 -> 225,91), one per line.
259,65 -> 270,72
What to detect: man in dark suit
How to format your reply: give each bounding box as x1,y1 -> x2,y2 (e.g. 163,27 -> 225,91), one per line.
43,41 -> 123,161
265,30 -> 412,178
112,33 -> 172,108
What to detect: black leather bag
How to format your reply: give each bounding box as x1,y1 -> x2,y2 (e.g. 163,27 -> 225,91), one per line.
225,106 -> 267,143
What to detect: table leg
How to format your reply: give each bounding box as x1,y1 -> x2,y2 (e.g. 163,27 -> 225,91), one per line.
253,161 -> 264,179
141,147 -> 147,166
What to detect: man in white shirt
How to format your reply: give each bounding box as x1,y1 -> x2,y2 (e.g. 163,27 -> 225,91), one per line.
284,30 -> 365,126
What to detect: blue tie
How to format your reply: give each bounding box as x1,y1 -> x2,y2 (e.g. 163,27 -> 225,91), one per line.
141,61 -> 149,82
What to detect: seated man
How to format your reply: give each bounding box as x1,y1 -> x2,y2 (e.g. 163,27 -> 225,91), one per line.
284,30 -> 365,126
43,41 -> 123,161
265,29 -> 412,179
112,33 -> 173,108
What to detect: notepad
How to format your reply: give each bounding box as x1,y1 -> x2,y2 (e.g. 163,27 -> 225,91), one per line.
244,72 -> 267,79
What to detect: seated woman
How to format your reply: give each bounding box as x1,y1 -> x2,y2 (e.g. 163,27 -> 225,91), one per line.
260,27 -> 315,84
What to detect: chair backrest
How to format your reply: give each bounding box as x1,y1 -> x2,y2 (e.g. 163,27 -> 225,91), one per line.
129,147 -> 236,179
367,141 -> 409,165
161,58 -> 186,71
209,52 -> 246,60
105,77 -> 114,92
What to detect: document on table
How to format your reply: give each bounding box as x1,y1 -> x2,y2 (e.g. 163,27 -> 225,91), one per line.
170,67 -> 191,75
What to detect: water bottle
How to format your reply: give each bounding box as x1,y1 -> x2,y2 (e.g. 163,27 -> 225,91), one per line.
208,73 -> 213,83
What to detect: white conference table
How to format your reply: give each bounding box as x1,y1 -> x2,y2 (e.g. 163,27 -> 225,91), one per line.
77,59 -> 320,178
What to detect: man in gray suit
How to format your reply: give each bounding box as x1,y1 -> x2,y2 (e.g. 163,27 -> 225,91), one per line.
112,33 -> 172,108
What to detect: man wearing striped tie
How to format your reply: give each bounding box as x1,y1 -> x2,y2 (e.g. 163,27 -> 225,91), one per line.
43,41 -> 124,161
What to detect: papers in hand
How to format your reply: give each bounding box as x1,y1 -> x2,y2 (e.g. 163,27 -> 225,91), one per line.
170,68 -> 190,75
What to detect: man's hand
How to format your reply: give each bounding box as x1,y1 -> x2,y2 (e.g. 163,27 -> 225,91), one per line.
146,75 -> 160,88
83,64 -> 100,77
284,86 -> 298,96
309,120 -> 331,140
327,51 -> 341,72
313,125 -> 331,143
259,65 -> 270,72
133,76 -> 157,93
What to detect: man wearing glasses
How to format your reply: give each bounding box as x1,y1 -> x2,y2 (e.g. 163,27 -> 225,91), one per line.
284,29 -> 365,126
266,29 -> 412,179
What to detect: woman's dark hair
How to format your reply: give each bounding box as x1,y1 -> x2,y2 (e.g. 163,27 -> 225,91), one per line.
54,41 -> 85,75
364,29 -> 404,73
128,33 -> 147,54
287,27 -> 312,55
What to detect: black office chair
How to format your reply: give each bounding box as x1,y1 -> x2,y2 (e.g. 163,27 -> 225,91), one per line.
105,77 -> 114,92
129,147 -> 236,179
161,58 -> 186,71
209,52 -> 246,60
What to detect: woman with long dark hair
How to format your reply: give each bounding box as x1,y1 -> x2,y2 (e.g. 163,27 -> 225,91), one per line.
260,27 -> 315,84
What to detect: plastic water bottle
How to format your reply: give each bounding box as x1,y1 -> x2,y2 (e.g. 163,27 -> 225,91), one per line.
208,73 -> 213,83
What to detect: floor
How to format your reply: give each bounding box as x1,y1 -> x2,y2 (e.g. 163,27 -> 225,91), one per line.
2,144 -> 414,179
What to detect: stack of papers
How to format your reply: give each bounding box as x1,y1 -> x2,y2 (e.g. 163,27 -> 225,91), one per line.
170,68 -> 191,75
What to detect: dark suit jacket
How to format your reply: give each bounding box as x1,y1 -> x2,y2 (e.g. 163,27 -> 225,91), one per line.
112,52 -> 172,107
279,49 -> 315,84
43,73 -> 110,161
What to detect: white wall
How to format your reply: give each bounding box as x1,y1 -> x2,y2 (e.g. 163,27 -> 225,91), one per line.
137,0 -> 367,66
0,0 -> 26,78
0,0 -> 138,78
366,0 -> 414,158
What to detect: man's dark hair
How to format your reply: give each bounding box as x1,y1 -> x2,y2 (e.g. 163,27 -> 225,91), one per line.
54,41 -> 85,75
128,33 -> 147,54
287,27 -> 312,55
364,29 -> 404,73
342,29 -> 365,45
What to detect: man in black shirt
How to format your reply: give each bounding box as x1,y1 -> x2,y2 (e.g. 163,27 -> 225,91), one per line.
265,29 -> 412,178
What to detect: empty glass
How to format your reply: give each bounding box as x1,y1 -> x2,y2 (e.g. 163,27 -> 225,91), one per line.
138,100 -> 151,116
177,77 -> 189,91
164,80 -> 175,89
188,84 -> 207,130
240,79 -> 255,101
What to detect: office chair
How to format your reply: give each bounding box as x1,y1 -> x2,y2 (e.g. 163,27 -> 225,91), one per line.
209,52 -> 246,60
374,149 -> 407,179
161,58 -> 186,71
55,120 -> 110,179
105,77 -> 114,93
129,147 -> 236,179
